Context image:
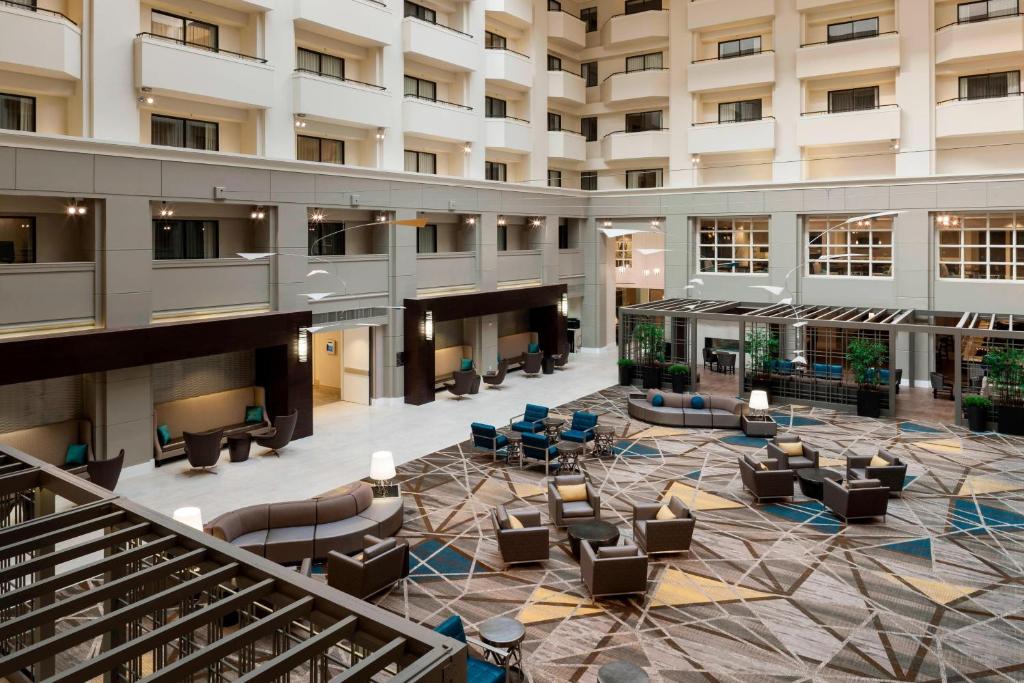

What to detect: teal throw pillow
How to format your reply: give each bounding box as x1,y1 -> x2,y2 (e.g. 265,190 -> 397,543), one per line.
691,396 -> 705,410
460,358 -> 473,371
245,405 -> 264,424
65,442 -> 88,467
528,342 -> 540,353
157,424 -> 171,446
651,394 -> 664,407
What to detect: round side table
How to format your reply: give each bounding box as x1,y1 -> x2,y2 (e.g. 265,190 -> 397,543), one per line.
542,417 -> 565,443
593,425 -> 616,458
504,432 -> 523,467
555,440 -> 584,474
478,616 -> 525,677
227,433 -> 252,462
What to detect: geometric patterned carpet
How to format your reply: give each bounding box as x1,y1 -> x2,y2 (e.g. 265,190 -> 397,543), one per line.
325,385 -> 1024,682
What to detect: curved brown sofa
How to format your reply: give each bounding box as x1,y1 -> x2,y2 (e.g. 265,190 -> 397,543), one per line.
205,482 -> 403,563
627,390 -> 746,429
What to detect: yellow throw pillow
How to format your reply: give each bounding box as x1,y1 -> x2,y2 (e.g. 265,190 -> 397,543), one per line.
869,454 -> 889,467
557,483 -> 588,502
779,441 -> 804,456
655,505 -> 676,521
758,462 -> 769,471
508,515 -> 524,529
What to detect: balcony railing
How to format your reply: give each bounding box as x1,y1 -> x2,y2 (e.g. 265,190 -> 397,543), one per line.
937,7 -> 1022,30
692,116 -> 774,126
135,32 -> 266,63
294,67 -> 385,90
548,66 -> 584,77
1,0 -> 76,25
691,49 -> 773,64
800,31 -> 897,48
404,93 -> 473,110
602,66 -> 668,82
488,114 -> 531,123
801,103 -> 899,116
485,46 -> 530,59
938,91 -> 1023,105
403,14 -> 473,38
604,127 -> 669,137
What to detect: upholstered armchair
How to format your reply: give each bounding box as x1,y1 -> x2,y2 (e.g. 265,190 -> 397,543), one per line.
445,370 -> 477,399
521,432 -> 559,475
327,534 -> 409,599
632,496 -> 695,554
183,428 -> 223,473
580,542 -> 648,598
470,423 -> 509,461
490,505 -> 549,567
767,434 -> 820,471
548,473 -> 601,527
522,351 -> 543,377
847,448 -> 908,494
553,353 -> 568,370
823,478 -> 889,523
87,449 -> 124,491
510,404 -> 548,434
255,410 -> 298,456
482,360 -> 508,389
559,411 -> 598,445
738,454 -> 794,502
931,372 -> 954,400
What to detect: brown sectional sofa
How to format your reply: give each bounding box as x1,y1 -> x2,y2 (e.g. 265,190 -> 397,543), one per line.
627,390 -> 746,429
205,482 -> 403,563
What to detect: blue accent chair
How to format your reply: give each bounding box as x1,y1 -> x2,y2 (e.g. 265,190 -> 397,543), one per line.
521,431 -> 559,475
433,615 -> 507,683
471,422 -> 509,462
559,411 -> 598,445
509,403 -> 549,434
813,363 -> 843,381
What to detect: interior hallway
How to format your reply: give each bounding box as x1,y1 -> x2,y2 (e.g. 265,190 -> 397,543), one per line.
117,347 -> 618,521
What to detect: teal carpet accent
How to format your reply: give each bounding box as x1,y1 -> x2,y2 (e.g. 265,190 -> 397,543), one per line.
763,500 -> 842,533
900,422 -> 942,433
880,538 -> 933,560
612,440 -> 661,458
949,499 -> 1024,535
720,434 -> 771,448
409,539 -> 487,579
770,412 -> 825,427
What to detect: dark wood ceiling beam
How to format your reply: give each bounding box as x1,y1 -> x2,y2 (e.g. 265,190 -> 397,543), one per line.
0,522 -> 150,585
0,498 -> 111,547
327,637 -> 407,683
232,615 -> 358,683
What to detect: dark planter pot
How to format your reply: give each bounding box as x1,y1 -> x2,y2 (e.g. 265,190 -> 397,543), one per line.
618,365 -> 633,386
856,388 -> 883,418
670,373 -> 690,394
642,366 -> 661,390
996,404 -> 1024,435
965,404 -> 989,432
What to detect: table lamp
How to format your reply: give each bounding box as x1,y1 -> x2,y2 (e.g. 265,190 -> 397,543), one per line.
172,506 -> 203,531
749,390 -> 769,418
370,450 -> 397,497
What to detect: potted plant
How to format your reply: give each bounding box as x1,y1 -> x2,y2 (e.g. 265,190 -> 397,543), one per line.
667,364 -> 690,393
617,358 -> 635,387
846,338 -> 888,418
745,329 -> 779,398
962,394 -> 991,432
632,321 -> 666,390
983,348 -> 1024,435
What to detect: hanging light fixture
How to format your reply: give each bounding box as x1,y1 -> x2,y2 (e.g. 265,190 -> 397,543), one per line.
422,310 -> 434,341
465,216 -> 476,225
159,202 -> 174,217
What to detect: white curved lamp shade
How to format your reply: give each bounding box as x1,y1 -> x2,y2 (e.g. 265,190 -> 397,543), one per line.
370,451 -> 396,481
749,390 -> 770,412
173,506 -> 203,531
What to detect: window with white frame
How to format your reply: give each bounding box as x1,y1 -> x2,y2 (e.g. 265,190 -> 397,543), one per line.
937,212 -> 1024,281
698,217 -> 769,273
806,215 -> 893,277
615,234 -> 632,268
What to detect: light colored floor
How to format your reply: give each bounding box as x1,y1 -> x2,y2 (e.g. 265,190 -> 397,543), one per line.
118,347 -> 619,521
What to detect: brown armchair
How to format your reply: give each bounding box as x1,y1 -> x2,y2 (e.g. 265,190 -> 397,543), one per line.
632,496 -> 695,555
522,351 -> 543,377
183,428 -> 223,473
548,474 -> 601,527
847,448 -> 908,495
445,370 -> 476,399
823,478 -> 889,523
87,449 -> 124,491
255,410 -> 298,456
738,454 -> 794,502
327,534 -> 409,599
482,360 -> 508,389
767,435 -> 820,471
490,505 -> 549,567
580,542 -> 648,598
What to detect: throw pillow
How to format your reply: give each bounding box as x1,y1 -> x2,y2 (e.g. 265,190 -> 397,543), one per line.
758,462 -> 769,471
460,358 -> 473,372
244,405 -> 263,424
690,395 -> 705,410
557,483 -> 587,502
598,545 -> 637,558
869,454 -> 889,467
778,441 -> 804,456
364,538 -> 397,560
528,342 -> 540,354
655,505 -> 675,521
156,424 -> 172,446
65,443 -> 88,467
651,393 -> 665,407
508,515 -> 525,529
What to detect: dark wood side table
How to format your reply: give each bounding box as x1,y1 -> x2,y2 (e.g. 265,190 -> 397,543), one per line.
555,440 -> 584,474
227,433 -> 252,462
505,431 -> 523,467
542,417 -> 565,443
567,520 -> 620,560
593,425 -> 616,458
742,414 -> 777,438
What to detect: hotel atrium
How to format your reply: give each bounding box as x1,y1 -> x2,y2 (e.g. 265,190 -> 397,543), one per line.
0,0 -> 1023,680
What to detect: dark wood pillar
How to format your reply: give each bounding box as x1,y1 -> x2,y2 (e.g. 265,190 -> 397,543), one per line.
403,302 -> 436,405
256,343 -> 313,439
530,305 -> 565,357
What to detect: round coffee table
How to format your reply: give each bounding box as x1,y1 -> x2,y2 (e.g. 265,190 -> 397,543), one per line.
796,468 -> 842,500
478,616 -> 525,675
542,417 -> 565,443
598,661 -> 649,683
555,440 -> 584,473
567,519 -> 620,560
227,433 -> 252,462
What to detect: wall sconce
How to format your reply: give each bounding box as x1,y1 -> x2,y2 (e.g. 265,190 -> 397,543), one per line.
530,218 -> 542,227
66,200 -> 87,216
650,219 -> 660,228
465,216 -> 476,225
137,87 -> 154,105
463,142 -> 472,154
250,207 -> 265,220
691,156 -> 700,165
297,328 -> 309,363
653,267 -> 661,275
422,310 -> 434,341
376,214 -> 387,222
602,220 -> 613,228
497,216 -> 506,226
158,202 -> 174,217
376,127 -> 386,141
559,292 -> 568,317
295,114 -> 307,129
643,269 -> 651,277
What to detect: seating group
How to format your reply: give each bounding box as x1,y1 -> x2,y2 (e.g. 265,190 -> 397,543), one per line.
443,349 -> 569,399
627,389 -> 746,429
469,404 -> 602,476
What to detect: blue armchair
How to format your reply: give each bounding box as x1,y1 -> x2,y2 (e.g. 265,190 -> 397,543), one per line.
471,422 -> 509,461
433,615 -> 507,683
522,431 -> 559,475
560,411 -> 598,445
509,403 -> 548,434
813,363 -> 843,381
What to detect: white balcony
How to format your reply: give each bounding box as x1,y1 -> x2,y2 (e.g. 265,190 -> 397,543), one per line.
295,0 -> 393,46
796,33 -> 900,80
497,250 -> 542,284
485,0 -> 532,29
307,255 -> 388,298
688,51 -> 775,93
548,130 -> 586,161
797,106 -> 901,147
796,0 -> 856,8
485,49 -> 532,91
485,117 -> 532,154
937,96 -> 1024,138
0,263 -> 95,329
936,15 -> 1024,64
548,70 -> 586,105
0,2 -> 81,80
689,119 -> 775,154
602,69 -> 669,106
688,0 -> 774,30
402,17 -> 476,71
152,260 -> 270,314
558,249 -> 584,280
403,96 -> 478,142
603,10 -> 669,47
548,10 -> 586,50
417,253 -> 477,291
292,70 -> 393,129
134,34 -> 274,109
602,130 -> 670,162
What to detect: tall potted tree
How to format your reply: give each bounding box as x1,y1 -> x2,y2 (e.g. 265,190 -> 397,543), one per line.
847,338 -> 888,418
745,329 -> 779,398
632,321 -> 665,390
984,348 -> 1024,435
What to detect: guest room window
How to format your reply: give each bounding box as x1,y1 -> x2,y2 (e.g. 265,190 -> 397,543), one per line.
959,71 -> 1020,100
580,6 -> 597,31
625,110 -> 662,132
297,135 -> 344,164
151,115 -> 218,151
486,161 -> 507,182
404,1 -> 436,22
297,48 -> 344,79
958,0 -> 1018,23
404,75 -> 437,101
581,116 -> 597,141
548,169 -> 562,187
151,9 -> 218,50
308,221 -> 345,257
581,171 -> 597,190
154,220 -> 218,260
826,16 -> 879,43
698,217 -> 770,274
405,150 -> 437,174
0,93 -> 34,132
581,62 -> 598,87
485,96 -> 507,118
625,52 -> 663,73
718,99 -> 762,123
625,168 -> 662,189
827,86 -> 879,113
497,224 -> 508,251
718,36 -> 761,59
937,212 -> 1024,281
417,224 -> 438,253
806,215 -> 893,277
0,217 -> 35,264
